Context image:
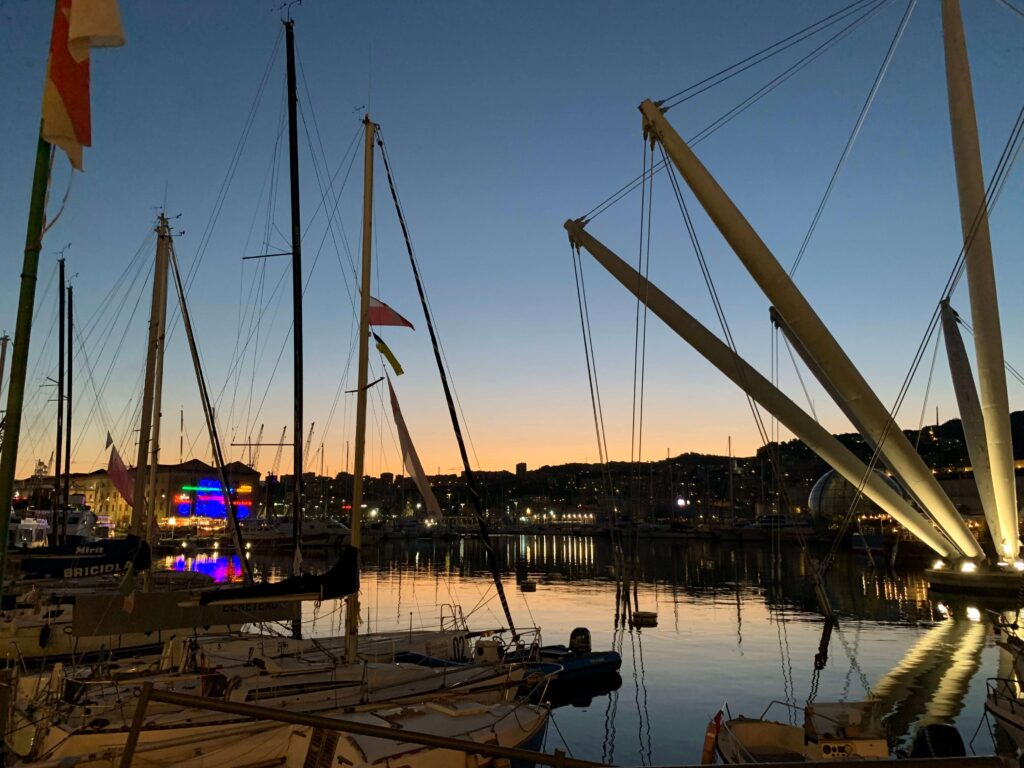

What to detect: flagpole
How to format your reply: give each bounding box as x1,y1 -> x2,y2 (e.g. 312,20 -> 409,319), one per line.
0,132 -> 53,607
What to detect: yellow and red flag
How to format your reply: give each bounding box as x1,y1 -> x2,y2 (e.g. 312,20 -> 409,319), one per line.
42,0 -> 125,170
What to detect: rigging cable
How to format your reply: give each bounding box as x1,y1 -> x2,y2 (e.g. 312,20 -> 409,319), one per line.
789,0 -> 917,277
581,0 -> 890,225
376,131 -> 517,639
818,93 -> 1024,576
660,0 -> 879,109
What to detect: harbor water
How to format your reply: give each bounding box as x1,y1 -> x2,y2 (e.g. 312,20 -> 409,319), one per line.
164,535 -> 1011,764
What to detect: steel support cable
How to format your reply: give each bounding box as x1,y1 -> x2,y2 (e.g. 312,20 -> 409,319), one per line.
661,0 -> 878,109
790,0 -> 917,277
958,320 -> 1024,387
661,148 -> 820,567
782,334 -> 819,421
689,0 -> 892,146
820,97 -> 1024,571
571,244 -> 609,471
577,249 -> 615,497
376,133 -> 517,639
376,132 -> 483,469
998,0 -> 1024,20
630,139 -> 653,494
181,29 -> 283,296
581,0 -> 889,225
914,329 -> 942,451
228,116 -> 285,452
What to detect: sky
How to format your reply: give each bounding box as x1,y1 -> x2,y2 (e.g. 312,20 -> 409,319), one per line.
1,0 -> 1023,480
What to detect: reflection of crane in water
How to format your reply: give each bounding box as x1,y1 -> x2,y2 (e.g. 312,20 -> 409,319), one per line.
870,616 -> 986,746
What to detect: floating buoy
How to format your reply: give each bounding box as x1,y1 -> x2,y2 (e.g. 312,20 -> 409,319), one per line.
631,610 -> 658,628
519,580 -> 537,592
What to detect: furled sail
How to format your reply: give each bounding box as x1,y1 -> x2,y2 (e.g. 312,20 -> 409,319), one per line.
387,377 -> 443,519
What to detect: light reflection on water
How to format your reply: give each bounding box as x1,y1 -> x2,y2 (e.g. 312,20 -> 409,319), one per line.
162,536 -> 1012,763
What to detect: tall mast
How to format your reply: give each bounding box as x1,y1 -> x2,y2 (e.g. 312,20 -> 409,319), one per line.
131,220 -> 170,537
346,114 -> 375,662
53,257 -> 65,524
0,334 -> 9,408
62,283 -> 73,542
284,19 -> 305,588
941,0 -> 1017,558
146,230 -> 169,550
0,136 -> 51,603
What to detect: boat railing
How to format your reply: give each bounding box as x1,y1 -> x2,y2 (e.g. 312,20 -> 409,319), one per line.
118,681 -> 599,768
986,676 -> 1023,712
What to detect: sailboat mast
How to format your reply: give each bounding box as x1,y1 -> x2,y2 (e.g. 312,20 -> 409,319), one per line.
346,114 -> 376,662
941,0 -> 1018,558
284,19 -> 305,586
0,334 -> 9,406
54,257 -> 65,525
146,236 -> 169,548
0,136 -> 52,601
62,283 -> 73,542
131,220 -> 170,537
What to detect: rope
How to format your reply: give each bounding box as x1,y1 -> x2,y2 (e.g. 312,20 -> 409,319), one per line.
376,131 -> 517,639
913,329 -> 942,451
789,0 -> 917,277
660,0 -> 879,108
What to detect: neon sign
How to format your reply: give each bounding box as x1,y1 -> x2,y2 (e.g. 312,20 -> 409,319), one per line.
176,479 -> 251,520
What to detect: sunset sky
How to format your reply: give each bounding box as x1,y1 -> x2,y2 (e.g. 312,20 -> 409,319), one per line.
2,1 -> 1023,480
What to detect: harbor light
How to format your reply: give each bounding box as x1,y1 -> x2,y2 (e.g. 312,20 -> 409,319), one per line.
959,561 -> 977,574
1015,561 -> 1024,572
966,606 -> 982,622
932,560 -> 945,570
936,602 -> 949,617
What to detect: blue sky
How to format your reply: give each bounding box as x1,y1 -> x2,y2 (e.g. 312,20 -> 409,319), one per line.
1,0 -> 1022,479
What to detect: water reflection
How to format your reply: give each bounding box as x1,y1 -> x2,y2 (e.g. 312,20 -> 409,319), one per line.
157,536 -> 1012,762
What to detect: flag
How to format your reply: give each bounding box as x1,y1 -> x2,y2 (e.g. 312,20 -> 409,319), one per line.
387,378 -> 442,518
119,563 -> 136,613
368,297 -> 414,329
42,0 -> 125,170
373,333 -> 403,376
107,443 -> 133,506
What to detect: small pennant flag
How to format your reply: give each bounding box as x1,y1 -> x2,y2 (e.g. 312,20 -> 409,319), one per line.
368,297 -> 414,329
373,333 -> 403,376
42,0 -> 126,170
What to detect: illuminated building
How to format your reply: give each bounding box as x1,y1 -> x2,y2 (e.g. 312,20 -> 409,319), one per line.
14,459 -> 259,530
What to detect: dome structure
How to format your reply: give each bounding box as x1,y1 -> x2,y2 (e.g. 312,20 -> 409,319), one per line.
807,469 -> 904,520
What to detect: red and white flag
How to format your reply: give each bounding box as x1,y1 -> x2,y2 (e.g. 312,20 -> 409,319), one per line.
368,297 -> 414,329
42,0 -> 125,170
107,443 -> 134,506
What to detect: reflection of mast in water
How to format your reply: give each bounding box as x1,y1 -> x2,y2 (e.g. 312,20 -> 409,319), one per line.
735,581 -> 744,656
872,618 -> 973,741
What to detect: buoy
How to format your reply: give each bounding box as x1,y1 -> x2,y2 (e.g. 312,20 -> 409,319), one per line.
631,610 -> 658,628
701,711 -> 723,764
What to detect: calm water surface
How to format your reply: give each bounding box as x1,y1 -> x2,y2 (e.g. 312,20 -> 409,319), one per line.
162,536 -> 1013,765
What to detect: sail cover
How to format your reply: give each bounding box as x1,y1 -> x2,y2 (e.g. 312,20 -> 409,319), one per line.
387,378 -> 442,519
198,545 -> 359,606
